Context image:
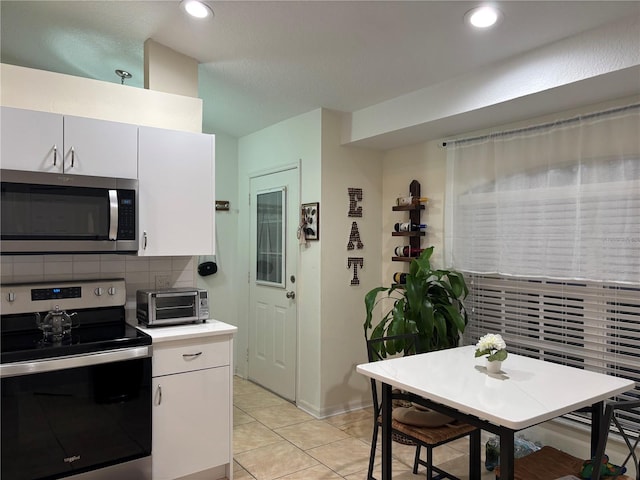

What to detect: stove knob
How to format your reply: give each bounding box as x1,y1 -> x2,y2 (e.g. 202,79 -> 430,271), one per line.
7,292 -> 16,302
94,287 -> 104,296
108,287 -> 117,296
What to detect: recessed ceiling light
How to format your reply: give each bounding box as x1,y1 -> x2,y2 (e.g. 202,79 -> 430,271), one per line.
181,0 -> 214,19
465,6 -> 502,29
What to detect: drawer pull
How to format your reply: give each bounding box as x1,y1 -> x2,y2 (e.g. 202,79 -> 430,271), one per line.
182,352 -> 203,359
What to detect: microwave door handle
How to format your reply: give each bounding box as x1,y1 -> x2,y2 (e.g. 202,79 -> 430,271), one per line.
108,190 -> 118,240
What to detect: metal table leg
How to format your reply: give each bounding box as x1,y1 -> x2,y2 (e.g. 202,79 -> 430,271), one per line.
381,383 -> 392,480
591,401 -> 604,456
470,428 -> 482,480
499,427 -> 515,480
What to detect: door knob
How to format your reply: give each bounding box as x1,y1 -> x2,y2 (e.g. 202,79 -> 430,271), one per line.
286,291 -> 296,299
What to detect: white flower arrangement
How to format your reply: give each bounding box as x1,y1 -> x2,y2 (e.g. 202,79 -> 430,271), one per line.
474,333 -> 508,362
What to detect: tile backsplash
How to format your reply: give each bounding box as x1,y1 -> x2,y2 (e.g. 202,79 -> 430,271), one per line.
1,255 -> 196,322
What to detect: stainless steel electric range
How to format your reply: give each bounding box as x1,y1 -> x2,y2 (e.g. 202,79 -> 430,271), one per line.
1,279 -> 152,480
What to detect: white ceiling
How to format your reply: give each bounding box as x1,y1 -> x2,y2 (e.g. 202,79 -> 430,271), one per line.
1,1 -> 639,144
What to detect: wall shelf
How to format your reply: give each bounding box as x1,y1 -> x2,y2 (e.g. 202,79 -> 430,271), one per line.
392,205 -> 425,212
392,231 -> 425,237
391,180 -> 426,276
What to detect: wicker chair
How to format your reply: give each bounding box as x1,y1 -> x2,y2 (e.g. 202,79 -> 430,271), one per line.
496,399 -> 640,480
366,333 -> 481,480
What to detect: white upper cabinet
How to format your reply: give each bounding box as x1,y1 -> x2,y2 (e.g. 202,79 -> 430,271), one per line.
1,107 -> 64,173
63,115 -> 137,179
138,126 -> 215,256
0,107 -> 137,179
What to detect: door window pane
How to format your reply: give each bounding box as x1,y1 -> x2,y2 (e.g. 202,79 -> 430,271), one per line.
256,189 -> 285,286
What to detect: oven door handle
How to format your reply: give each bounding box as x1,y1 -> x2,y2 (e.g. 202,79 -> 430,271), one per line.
0,346 -> 151,378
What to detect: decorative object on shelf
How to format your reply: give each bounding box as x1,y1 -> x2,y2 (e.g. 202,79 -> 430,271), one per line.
347,257 -> 364,285
394,222 -> 427,232
348,188 -> 363,217
301,202 -> 319,240
475,333 -> 508,373
394,246 -> 424,257
347,221 -> 364,250
364,246 -> 468,354
392,272 -> 407,284
395,196 -> 428,206
392,180 -> 426,264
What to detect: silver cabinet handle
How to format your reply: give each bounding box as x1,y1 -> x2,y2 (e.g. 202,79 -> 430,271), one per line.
157,384 -> 162,405
143,231 -> 148,250
53,144 -> 57,166
286,291 -> 296,299
182,352 -> 203,359
70,147 -> 75,167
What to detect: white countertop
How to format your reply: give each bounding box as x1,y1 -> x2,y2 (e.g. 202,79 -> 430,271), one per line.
133,319 -> 237,343
357,345 -> 635,430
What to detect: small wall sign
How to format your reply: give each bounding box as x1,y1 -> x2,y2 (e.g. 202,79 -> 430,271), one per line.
301,202 -> 319,240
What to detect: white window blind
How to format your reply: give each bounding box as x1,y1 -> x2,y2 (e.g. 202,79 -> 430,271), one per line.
464,273 -> 640,428
445,104 -> 640,284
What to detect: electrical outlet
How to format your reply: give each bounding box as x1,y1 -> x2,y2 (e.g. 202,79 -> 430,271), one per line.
155,275 -> 171,289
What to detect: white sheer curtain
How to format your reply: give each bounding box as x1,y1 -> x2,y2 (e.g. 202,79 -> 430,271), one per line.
445,104 -> 640,284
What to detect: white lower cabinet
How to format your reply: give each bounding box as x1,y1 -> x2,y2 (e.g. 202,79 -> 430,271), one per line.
151,334 -> 233,480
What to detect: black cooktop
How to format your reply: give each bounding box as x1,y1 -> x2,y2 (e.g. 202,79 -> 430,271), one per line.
1,306 -> 151,364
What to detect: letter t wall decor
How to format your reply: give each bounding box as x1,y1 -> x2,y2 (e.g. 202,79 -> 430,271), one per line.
347,188 -> 364,285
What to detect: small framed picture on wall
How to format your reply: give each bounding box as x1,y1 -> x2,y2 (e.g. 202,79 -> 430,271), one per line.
301,202 -> 319,240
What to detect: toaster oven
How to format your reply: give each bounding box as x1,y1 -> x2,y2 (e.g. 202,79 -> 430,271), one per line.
136,288 -> 209,326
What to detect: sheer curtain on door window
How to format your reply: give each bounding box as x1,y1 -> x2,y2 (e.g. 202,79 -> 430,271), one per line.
444,104 -> 640,285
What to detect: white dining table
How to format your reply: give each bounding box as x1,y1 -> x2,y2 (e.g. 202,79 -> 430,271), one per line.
356,345 -> 635,480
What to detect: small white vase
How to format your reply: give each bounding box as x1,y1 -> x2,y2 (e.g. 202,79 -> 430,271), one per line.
486,359 -> 502,374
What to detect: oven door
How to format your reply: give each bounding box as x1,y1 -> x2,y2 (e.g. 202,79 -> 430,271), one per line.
1,347 -> 151,480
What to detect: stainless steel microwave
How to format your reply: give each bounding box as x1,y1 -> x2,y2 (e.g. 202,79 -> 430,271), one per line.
1,170 -> 137,254
136,288 -> 209,326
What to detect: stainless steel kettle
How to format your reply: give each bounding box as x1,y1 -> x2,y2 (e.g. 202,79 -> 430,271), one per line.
35,305 -> 78,342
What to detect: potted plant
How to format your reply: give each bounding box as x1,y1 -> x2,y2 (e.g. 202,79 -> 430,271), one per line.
364,246 -> 469,356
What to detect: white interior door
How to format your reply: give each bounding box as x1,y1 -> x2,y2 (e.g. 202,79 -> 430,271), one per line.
248,168 -> 299,401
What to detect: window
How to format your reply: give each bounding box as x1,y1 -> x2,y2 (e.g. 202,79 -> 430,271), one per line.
464,273 -> 640,428
256,189 -> 285,286
447,104 -> 640,430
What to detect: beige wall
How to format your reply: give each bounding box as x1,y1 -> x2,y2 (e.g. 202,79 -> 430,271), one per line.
319,109 -> 383,416
144,39 -> 199,98
0,63 -> 203,132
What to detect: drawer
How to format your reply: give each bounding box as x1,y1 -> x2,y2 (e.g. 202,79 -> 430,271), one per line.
153,336 -> 230,377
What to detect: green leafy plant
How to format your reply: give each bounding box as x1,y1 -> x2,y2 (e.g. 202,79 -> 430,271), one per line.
364,246 -> 468,357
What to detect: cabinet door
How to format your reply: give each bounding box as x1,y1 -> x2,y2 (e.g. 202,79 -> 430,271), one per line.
138,126 -> 214,256
63,115 -> 137,179
0,107 -> 63,173
152,366 -> 230,479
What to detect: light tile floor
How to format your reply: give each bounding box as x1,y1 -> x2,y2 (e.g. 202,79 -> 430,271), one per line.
233,377 -> 497,480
